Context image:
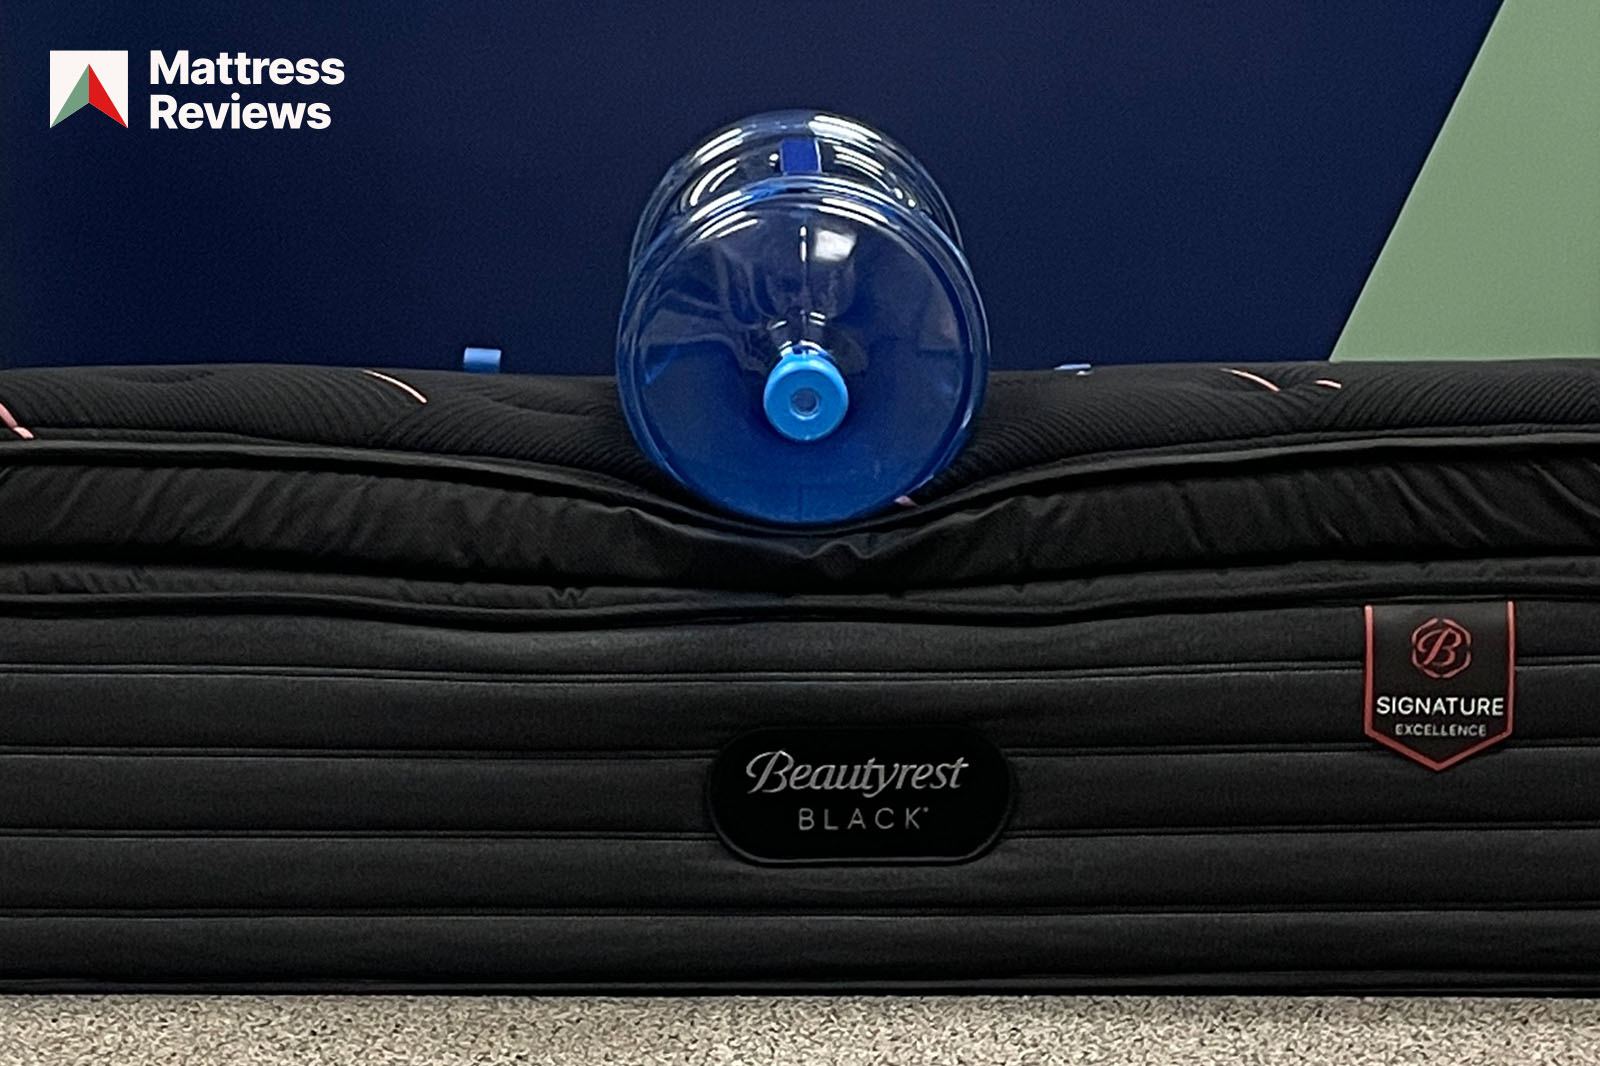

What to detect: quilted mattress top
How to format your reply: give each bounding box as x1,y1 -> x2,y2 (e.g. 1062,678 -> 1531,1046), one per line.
1,359 -> 1599,599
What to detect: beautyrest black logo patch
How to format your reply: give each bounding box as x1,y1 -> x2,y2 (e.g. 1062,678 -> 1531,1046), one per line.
708,727 -> 1011,864
1364,602 -> 1515,771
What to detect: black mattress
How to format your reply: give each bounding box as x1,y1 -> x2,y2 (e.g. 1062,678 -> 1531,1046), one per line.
1,359 -> 1599,992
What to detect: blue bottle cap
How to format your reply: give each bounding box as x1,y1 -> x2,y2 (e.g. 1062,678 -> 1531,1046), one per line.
763,345 -> 848,442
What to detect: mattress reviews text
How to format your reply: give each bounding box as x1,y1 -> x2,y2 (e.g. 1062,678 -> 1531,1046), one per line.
148,50 -> 343,130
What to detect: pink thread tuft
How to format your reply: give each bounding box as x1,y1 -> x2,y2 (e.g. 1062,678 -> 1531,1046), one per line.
1220,368 -> 1281,393
362,370 -> 429,405
0,400 -> 34,440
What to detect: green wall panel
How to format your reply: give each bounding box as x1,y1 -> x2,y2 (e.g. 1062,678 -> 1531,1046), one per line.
1333,0 -> 1600,361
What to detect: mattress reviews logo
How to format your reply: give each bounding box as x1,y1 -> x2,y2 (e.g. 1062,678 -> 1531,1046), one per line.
50,50 -> 343,131
708,727 -> 1011,865
1365,602 -> 1515,771
49,51 -> 129,128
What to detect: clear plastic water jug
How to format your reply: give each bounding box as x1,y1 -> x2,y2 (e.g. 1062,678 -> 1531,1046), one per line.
617,111 -> 988,525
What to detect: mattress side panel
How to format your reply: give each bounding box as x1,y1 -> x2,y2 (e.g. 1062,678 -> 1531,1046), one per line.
0,594 -> 1593,990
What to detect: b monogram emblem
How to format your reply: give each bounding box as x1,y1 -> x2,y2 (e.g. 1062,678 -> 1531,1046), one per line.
1410,617 -> 1472,680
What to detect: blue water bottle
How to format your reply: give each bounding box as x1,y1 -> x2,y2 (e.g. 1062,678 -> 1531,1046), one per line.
618,111 -> 988,525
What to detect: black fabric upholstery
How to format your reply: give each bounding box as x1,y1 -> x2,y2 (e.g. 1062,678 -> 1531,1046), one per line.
2,361 -> 1600,596
4,360 -> 1600,504
0,361 -> 1597,991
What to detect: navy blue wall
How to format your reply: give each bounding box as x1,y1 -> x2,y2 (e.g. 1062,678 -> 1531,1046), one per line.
2,1 -> 1499,372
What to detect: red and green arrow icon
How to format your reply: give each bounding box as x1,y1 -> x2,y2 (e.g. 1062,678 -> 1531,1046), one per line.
50,61 -> 126,127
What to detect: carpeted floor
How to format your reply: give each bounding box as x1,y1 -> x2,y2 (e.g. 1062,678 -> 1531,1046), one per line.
0,996 -> 1595,1065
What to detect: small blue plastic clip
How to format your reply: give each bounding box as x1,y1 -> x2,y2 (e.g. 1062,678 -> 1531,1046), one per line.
463,347 -> 502,373
778,137 -> 822,175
